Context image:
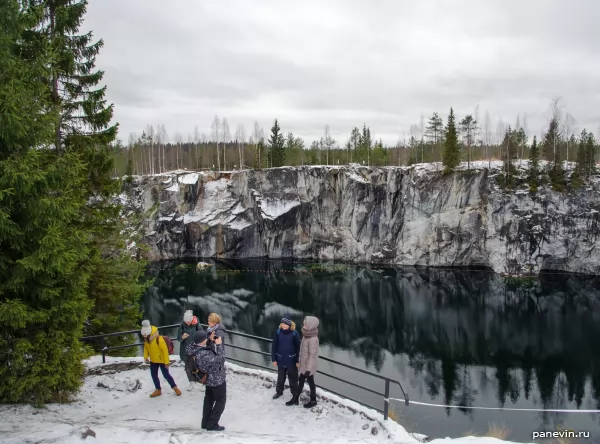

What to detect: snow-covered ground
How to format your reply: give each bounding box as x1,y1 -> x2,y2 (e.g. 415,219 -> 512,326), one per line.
0,357 -> 534,444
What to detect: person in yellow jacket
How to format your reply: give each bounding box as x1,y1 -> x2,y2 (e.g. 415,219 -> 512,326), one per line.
141,320 -> 181,397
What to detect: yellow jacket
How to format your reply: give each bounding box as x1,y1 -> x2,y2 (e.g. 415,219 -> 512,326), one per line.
143,326 -> 170,365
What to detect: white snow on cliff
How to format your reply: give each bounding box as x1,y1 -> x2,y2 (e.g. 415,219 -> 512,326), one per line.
258,196 -> 301,220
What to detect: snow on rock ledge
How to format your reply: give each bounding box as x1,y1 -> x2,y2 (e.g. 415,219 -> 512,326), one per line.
121,163 -> 600,275
0,356 -> 533,444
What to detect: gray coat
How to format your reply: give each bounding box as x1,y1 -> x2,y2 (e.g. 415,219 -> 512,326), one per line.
298,316 -> 319,376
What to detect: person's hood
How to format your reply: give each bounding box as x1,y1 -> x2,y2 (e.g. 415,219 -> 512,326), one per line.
303,316 -> 319,331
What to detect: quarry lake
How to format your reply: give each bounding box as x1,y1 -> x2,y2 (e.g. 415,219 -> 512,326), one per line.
142,259 -> 600,442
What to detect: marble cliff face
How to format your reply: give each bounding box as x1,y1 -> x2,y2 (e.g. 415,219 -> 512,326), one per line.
122,161 -> 600,275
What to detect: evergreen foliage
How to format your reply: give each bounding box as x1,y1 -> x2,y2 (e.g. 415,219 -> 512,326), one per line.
528,136 -> 540,192
542,117 -> 565,191
268,119 -> 285,167
442,108 -> 460,172
0,0 -> 92,404
0,0 -> 148,403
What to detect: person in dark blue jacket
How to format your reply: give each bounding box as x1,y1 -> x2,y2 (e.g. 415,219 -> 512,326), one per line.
271,315 -> 301,399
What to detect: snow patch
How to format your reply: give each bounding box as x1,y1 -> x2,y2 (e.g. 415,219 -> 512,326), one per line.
164,182 -> 179,192
258,197 -> 301,220
179,172 -> 199,184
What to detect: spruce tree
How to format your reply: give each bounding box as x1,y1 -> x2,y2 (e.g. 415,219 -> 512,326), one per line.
585,132 -> 597,178
0,0 -> 92,404
542,117 -> 565,190
30,0 -> 149,344
442,108 -> 460,172
528,136 -> 540,192
268,119 -> 285,167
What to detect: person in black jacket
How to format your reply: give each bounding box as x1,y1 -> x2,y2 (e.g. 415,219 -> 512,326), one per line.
177,309 -> 202,391
271,315 -> 301,400
187,330 -> 227,431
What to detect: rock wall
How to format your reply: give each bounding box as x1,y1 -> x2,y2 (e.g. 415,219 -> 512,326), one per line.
122,162 -> 600,275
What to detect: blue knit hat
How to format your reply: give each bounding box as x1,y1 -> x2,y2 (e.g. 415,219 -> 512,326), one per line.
281,315 -> 292,326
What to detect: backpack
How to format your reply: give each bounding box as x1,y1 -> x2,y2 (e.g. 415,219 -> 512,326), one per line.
158,336 -> 175,355
186,355 -> 208,385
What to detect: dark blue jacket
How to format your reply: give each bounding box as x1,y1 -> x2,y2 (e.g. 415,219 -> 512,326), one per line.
271,328 -> 301,369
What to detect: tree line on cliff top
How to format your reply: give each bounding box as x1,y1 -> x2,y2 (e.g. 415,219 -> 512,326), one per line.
120,100 -> 597,191
0,0 -> 148,405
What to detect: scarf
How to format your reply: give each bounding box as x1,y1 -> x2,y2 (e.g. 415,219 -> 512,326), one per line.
207,323 -> 221,334
301,326 -> 318,338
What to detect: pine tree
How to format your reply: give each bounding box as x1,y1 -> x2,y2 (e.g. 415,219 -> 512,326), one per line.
426,112 -> 444,161
0,0 -> 92,404
268,119 -> 285,167
442,108 -> 460,172
528,136 -> 540,192
501,127 -> 518,188
459,114 -> 478,170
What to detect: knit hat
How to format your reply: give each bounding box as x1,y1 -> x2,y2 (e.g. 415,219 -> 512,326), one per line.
194,330 -> 208,344
281,315 -> 292,327
140,319 -> 151,336
183,310 -> 193,323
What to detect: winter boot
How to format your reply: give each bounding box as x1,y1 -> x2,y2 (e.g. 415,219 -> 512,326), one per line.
285,396 -> 299,406
272,392 -> 283,399
173,386 -> 182,396
150,389 -> 162,398
303,398 -> 317,408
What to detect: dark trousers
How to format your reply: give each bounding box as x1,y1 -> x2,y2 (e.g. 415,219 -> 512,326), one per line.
184,355 -> 195,382
276,365 -> 299,395
202,382 -> 227,429
150,363 -> 176,390
298,373 -> 316,400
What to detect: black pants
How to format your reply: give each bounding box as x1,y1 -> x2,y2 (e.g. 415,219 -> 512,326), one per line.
276,365 -> 299,395
184,355 -> 195,382
298,373 -> 316,400
202,382 -> 226,429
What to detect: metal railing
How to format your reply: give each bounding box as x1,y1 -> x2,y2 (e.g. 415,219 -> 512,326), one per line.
81,324 -> 409,420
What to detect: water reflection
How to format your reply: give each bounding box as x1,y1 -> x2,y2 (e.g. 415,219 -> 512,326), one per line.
142,260 -> 600,441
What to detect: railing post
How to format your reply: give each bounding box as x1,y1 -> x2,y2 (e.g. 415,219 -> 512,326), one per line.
384,379 -> 390,421
100,335 -> 106,364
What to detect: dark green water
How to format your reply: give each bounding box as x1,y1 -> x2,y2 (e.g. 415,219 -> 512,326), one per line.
142,259 -> 600,442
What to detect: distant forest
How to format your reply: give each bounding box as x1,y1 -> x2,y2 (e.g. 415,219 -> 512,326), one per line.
115,99 -> 598,191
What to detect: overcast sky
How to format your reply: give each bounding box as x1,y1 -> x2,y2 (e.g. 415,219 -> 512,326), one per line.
84,0 -> 600,146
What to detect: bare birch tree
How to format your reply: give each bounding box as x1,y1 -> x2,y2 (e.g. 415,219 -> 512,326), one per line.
193,125 -> 200,169
235,124 -> 246,169
323,125 -> 335,165
484,111 -> 492,168
211,116 -> 221,171
252,121 -> 262,169
221,118 -> 231,171
175,132 -> 183,171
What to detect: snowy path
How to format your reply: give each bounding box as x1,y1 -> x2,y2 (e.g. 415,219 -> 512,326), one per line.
0,357 -> 530,444
0,357 -> 416,444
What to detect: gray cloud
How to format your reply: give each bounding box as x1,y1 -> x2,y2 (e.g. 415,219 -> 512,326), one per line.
84,0 -> 600,145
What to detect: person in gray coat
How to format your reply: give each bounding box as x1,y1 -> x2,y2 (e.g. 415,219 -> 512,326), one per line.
286,316 -> 319,408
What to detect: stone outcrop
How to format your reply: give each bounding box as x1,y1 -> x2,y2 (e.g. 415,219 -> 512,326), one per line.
122,162 -> 600,275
